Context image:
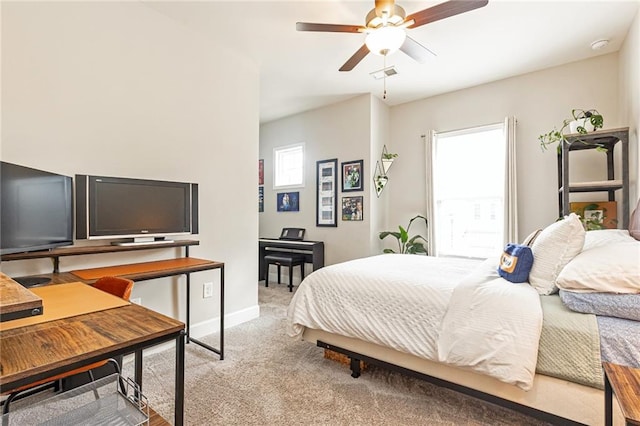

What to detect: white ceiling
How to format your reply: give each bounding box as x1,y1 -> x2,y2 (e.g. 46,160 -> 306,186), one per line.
146,0 -> 640,123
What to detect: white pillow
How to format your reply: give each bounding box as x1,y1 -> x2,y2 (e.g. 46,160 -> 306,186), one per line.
557,240 -> 640,293
529,213 -> 585,295
583,229 -> 634,251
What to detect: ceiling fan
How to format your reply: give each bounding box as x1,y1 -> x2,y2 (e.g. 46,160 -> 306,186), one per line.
296,0 -> 489,72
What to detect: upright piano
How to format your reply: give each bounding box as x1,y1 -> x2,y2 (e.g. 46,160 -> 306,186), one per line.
258,238 -> 324,280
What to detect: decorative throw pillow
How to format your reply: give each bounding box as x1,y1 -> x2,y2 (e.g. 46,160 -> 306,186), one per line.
556,240 -> 640,293
529,213 -> 585,295
522,229 -> 542,246
497,243 -> 534,283
583,229 -> 635,251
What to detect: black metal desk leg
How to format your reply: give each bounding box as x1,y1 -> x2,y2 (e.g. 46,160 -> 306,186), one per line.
220,265 -> 224,360
605,372 -> 613,426
182,264 -> 224,359
175,330 -> 186,426
134,349 -> 143,391
186,273 -> 191,342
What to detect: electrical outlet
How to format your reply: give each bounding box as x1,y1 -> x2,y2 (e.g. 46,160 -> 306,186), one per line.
131,297 -> 142,305
203,282 -> 214,298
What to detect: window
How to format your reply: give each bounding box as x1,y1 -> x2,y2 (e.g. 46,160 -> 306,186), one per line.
273,143 -> 304,189
432,124 -> 505,258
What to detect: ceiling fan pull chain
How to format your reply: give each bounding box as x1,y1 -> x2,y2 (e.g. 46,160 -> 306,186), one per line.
383,54 -> 387,100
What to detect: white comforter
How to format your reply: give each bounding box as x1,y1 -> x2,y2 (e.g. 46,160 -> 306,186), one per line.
287,254 -> 543,390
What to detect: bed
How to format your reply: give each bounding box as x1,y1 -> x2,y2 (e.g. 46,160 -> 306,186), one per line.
287,207 -> 640,425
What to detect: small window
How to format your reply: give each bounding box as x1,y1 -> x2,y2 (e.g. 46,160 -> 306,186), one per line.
274,143 -> 304,189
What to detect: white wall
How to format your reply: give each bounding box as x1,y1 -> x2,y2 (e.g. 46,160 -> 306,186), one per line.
260,48 -> 639,262
619,9 -> 640,207
259,94 -> 389,269
369,96 -> 391,253
1,2 -> 260,334
389,53 -> 626,240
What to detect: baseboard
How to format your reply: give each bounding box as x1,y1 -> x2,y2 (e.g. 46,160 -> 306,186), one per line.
127,304 -> 261,358
189,303 -> 260,339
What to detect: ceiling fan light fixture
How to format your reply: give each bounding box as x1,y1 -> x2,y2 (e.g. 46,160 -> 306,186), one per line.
365,26 -> 406,56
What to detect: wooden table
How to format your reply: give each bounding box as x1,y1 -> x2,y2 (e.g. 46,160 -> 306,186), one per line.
603,362 -> 640,426
0,273 -> 42,322
0,283 -> 186,425
70,257 -> 225,359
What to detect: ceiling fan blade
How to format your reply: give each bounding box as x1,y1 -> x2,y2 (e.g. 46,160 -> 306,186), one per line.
296,22 -> 365,33
400,36 -> 436,63
339,44 -> 370,72
406,0 -> 488,29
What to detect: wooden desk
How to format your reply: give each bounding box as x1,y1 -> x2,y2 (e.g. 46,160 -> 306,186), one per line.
0,285 -> 186,425
3,240 -> 225,360
70,257 -> 225,359
258,238 -> 324,279
604,362 -> 640,426
0,274 -> 42,322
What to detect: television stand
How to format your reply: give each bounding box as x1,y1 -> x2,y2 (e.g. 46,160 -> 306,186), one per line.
111,237 -> 175,247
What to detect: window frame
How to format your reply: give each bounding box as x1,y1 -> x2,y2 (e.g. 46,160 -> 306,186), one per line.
431,122 -> 506,259
273,142 -> 305,190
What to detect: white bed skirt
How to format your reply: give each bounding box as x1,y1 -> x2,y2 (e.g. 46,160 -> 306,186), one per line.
302,328 -> 623,426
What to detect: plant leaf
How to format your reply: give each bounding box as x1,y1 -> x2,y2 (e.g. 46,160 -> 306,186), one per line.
379,231 -> 401,240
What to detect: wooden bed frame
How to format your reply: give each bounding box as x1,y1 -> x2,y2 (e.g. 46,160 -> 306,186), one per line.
302,328 -> 624,426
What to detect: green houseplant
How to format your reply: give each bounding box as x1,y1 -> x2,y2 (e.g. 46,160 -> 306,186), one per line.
381,152 -> 398,160
538,109 -> 605,152
379,215 -> 428,254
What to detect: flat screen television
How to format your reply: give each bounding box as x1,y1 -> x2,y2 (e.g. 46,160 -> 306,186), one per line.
75,174 -> 198,245
1,162 -> 74,255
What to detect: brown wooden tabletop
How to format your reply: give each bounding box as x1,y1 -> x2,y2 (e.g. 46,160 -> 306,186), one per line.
603,362 -> 640,426
0,303 -> 184,392
0,273 -> 42,321
70,257 -> 224,282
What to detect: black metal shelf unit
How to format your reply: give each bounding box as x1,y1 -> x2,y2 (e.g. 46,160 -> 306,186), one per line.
557,127 -> 629,228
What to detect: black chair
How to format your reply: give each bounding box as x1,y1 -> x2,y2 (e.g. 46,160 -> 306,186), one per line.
264,228 -> 306,292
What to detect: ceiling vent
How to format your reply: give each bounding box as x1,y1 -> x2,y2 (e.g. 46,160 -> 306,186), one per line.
370,66 -> 398,80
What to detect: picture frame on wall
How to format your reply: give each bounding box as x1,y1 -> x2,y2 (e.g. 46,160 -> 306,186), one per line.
316,159 -> 338,227
258,186 -> 264,213
570,201 -> 618,230
341,160 -> 364,192
277,191 -> 299,212
342,196 -> 363,221
258,159 -> 264,185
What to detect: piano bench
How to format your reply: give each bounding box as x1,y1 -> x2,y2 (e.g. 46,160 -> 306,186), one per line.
264,253 -> 306,292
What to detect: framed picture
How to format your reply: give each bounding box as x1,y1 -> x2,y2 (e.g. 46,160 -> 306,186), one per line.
342,196 -> 363,221
258,159 -> 264,185
341,160 -> 364,192
258,186 -> 264,213
316,159 -> 337,227
277,191 -> 299,212
570,201 -> 618,230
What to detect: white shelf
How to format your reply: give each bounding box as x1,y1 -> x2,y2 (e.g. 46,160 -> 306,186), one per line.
568,179 -> 623,189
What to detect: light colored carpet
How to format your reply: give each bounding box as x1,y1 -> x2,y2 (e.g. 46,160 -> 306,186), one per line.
123,283 -> 553,425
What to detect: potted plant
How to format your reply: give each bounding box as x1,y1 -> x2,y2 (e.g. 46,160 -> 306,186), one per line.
374,174 -> 388,195
381,151 -> 397,174
379,215 -> 428,254
381,152 -> 398,160
538,109 -> 605,152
